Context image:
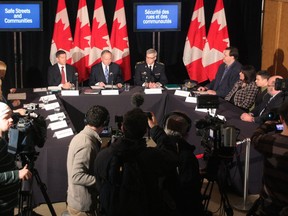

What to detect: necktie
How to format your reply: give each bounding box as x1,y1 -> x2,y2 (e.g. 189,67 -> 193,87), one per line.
149,65 -> 152,72
220,65 -> 229,84
61,66 -> 66,84
104,66 -> 109,83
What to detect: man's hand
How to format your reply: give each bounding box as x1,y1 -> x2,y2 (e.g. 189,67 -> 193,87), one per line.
19,164 -> 32,180
240,113 -> 254,122
13,108 -> 27,116
99,82 -> 106,87
197,86 -> 207,91
62,82 -> 73,89
117,83 -> 123,88
207,90 -> 217,95
147,112 -> 158,129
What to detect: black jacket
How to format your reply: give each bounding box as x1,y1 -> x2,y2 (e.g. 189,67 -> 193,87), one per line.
47,63 -> 76,86
134,61 -> 168,86
95,126 -> 177,216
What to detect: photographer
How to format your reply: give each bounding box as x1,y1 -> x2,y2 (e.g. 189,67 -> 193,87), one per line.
0,102 -> 32,215
249,101 -> 288,215
162,112 -> 204,215
95,108 -> 178,216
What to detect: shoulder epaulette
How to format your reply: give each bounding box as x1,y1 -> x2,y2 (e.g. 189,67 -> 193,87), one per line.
157,61 -> 164,65
136,61 -> 145,65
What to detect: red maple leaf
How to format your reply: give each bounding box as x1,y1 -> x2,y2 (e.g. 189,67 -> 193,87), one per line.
52,20 -> 73,51
111,20 -> 129,52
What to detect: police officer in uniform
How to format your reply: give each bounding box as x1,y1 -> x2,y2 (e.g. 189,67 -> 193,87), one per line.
134,49 -> 168,88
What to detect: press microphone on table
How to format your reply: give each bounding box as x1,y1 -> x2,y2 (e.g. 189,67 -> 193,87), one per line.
75,72 -> 79,90
131,92 -> 144,108
109,72 -> 114,89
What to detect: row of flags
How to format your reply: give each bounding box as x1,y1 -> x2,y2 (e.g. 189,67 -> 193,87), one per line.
50,0 -> 131,82
50,0 -> 229,84
183,0 -> 230,83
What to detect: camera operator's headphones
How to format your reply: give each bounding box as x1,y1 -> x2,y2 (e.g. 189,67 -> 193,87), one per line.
162,111 -> 192,134
84,106 -> 110,128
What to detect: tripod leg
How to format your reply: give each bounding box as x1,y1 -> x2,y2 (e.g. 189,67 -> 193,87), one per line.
32,168 -> 57,216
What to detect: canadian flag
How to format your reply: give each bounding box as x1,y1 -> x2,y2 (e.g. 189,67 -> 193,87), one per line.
202,0 -> 229,81
110,0 -> 131,81
72,0 -> 91,82
50,0 -> 73,65
88,0 -> 111,68
183,0 -> 207,83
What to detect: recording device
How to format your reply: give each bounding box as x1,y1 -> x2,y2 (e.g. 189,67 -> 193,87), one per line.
275,123 -> 283,132
195,114 -> 239,159
275,78 -> 288,92
8,112 -> 47,166
109,72 -> 114,88
75,72 -> 79,90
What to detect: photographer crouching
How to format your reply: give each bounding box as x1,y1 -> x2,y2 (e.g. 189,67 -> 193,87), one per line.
248,101 -> 288,216
0,102 -> 32,215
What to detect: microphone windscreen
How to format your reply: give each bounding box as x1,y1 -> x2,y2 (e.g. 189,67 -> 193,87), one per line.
75,72 -> 78,77
131,92 -> 144,108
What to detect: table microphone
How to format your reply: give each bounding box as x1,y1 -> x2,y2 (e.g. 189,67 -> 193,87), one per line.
75,72 -> 79,90
109,72 -> 114,89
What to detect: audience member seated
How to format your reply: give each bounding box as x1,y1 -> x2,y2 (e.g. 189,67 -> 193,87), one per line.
134,48 -> 168,88
162,111 -> 204,215
252,70 -> 270,110
197,46 -> 242,98
247,101 -> 288,216
0,61 -> 26,116
89,50 -> 123,88
95,108 -> 178,216
47,50 -> 77,89
240,75 -> 285,123
225,65 -> 258,111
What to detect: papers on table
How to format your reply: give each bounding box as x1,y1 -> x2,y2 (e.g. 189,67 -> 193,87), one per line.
84,89 -> 101,94
174,90 -> 190,97
39,94 -> 57,103
47,120 -> 68,130
48,86 -> 62,92
144,88 -> 162,94
53,128 -> 74,139
61,90 -> 79,96
33,88 -> 47,93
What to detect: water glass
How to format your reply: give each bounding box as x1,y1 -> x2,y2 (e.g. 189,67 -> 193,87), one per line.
124,83 -> 130,91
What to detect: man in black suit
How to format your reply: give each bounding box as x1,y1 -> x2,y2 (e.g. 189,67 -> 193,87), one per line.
47,50 -> 77,89
134,48 -> 168,88
89,50 -> 123,88
198,47 -> 242,98
240,75 -> 285,123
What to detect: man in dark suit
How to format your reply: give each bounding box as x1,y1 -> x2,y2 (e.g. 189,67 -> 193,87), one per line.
134,48 -> 168,88
240,75 -> 285,123
89,50 -> 123,88
47,50 -> 77,89
198,47 -> 242,98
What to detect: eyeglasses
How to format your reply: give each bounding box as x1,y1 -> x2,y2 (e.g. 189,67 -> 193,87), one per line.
146,56 -> 156,59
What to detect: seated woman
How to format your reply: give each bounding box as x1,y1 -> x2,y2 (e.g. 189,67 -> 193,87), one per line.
225,65 -> 258,111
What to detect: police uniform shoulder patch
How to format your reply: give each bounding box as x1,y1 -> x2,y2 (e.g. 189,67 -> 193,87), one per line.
136,61 -> 145,65
157,61 -> 164,65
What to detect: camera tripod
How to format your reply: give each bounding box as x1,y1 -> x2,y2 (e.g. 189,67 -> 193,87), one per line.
18,168 -> 56,216
201,155 -> 234,216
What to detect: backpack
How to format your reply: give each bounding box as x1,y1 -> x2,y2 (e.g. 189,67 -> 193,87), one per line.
98,154 -> 148,216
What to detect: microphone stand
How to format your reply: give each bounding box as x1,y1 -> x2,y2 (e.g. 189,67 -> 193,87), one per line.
75,72 -> 79,90
109,72 -> 114,89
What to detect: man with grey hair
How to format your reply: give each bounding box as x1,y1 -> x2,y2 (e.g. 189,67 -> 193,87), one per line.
134,48 -> 168,88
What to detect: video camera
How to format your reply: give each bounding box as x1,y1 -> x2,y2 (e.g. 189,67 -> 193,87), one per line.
275,78 -> 288,92
8,112 -> 47,167
195,114 -> 239,159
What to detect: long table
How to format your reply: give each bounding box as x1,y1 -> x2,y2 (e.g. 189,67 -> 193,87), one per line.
26,87 -> 262,205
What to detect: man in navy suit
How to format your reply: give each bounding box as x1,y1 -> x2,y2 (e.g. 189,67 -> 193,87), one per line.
198,47 -> 242,98
89,50 -> 123,88
47,50 -> 77,89
134,48 -> 168,88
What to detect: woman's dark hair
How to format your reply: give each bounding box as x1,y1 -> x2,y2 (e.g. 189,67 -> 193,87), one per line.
241,65 -> 256,83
